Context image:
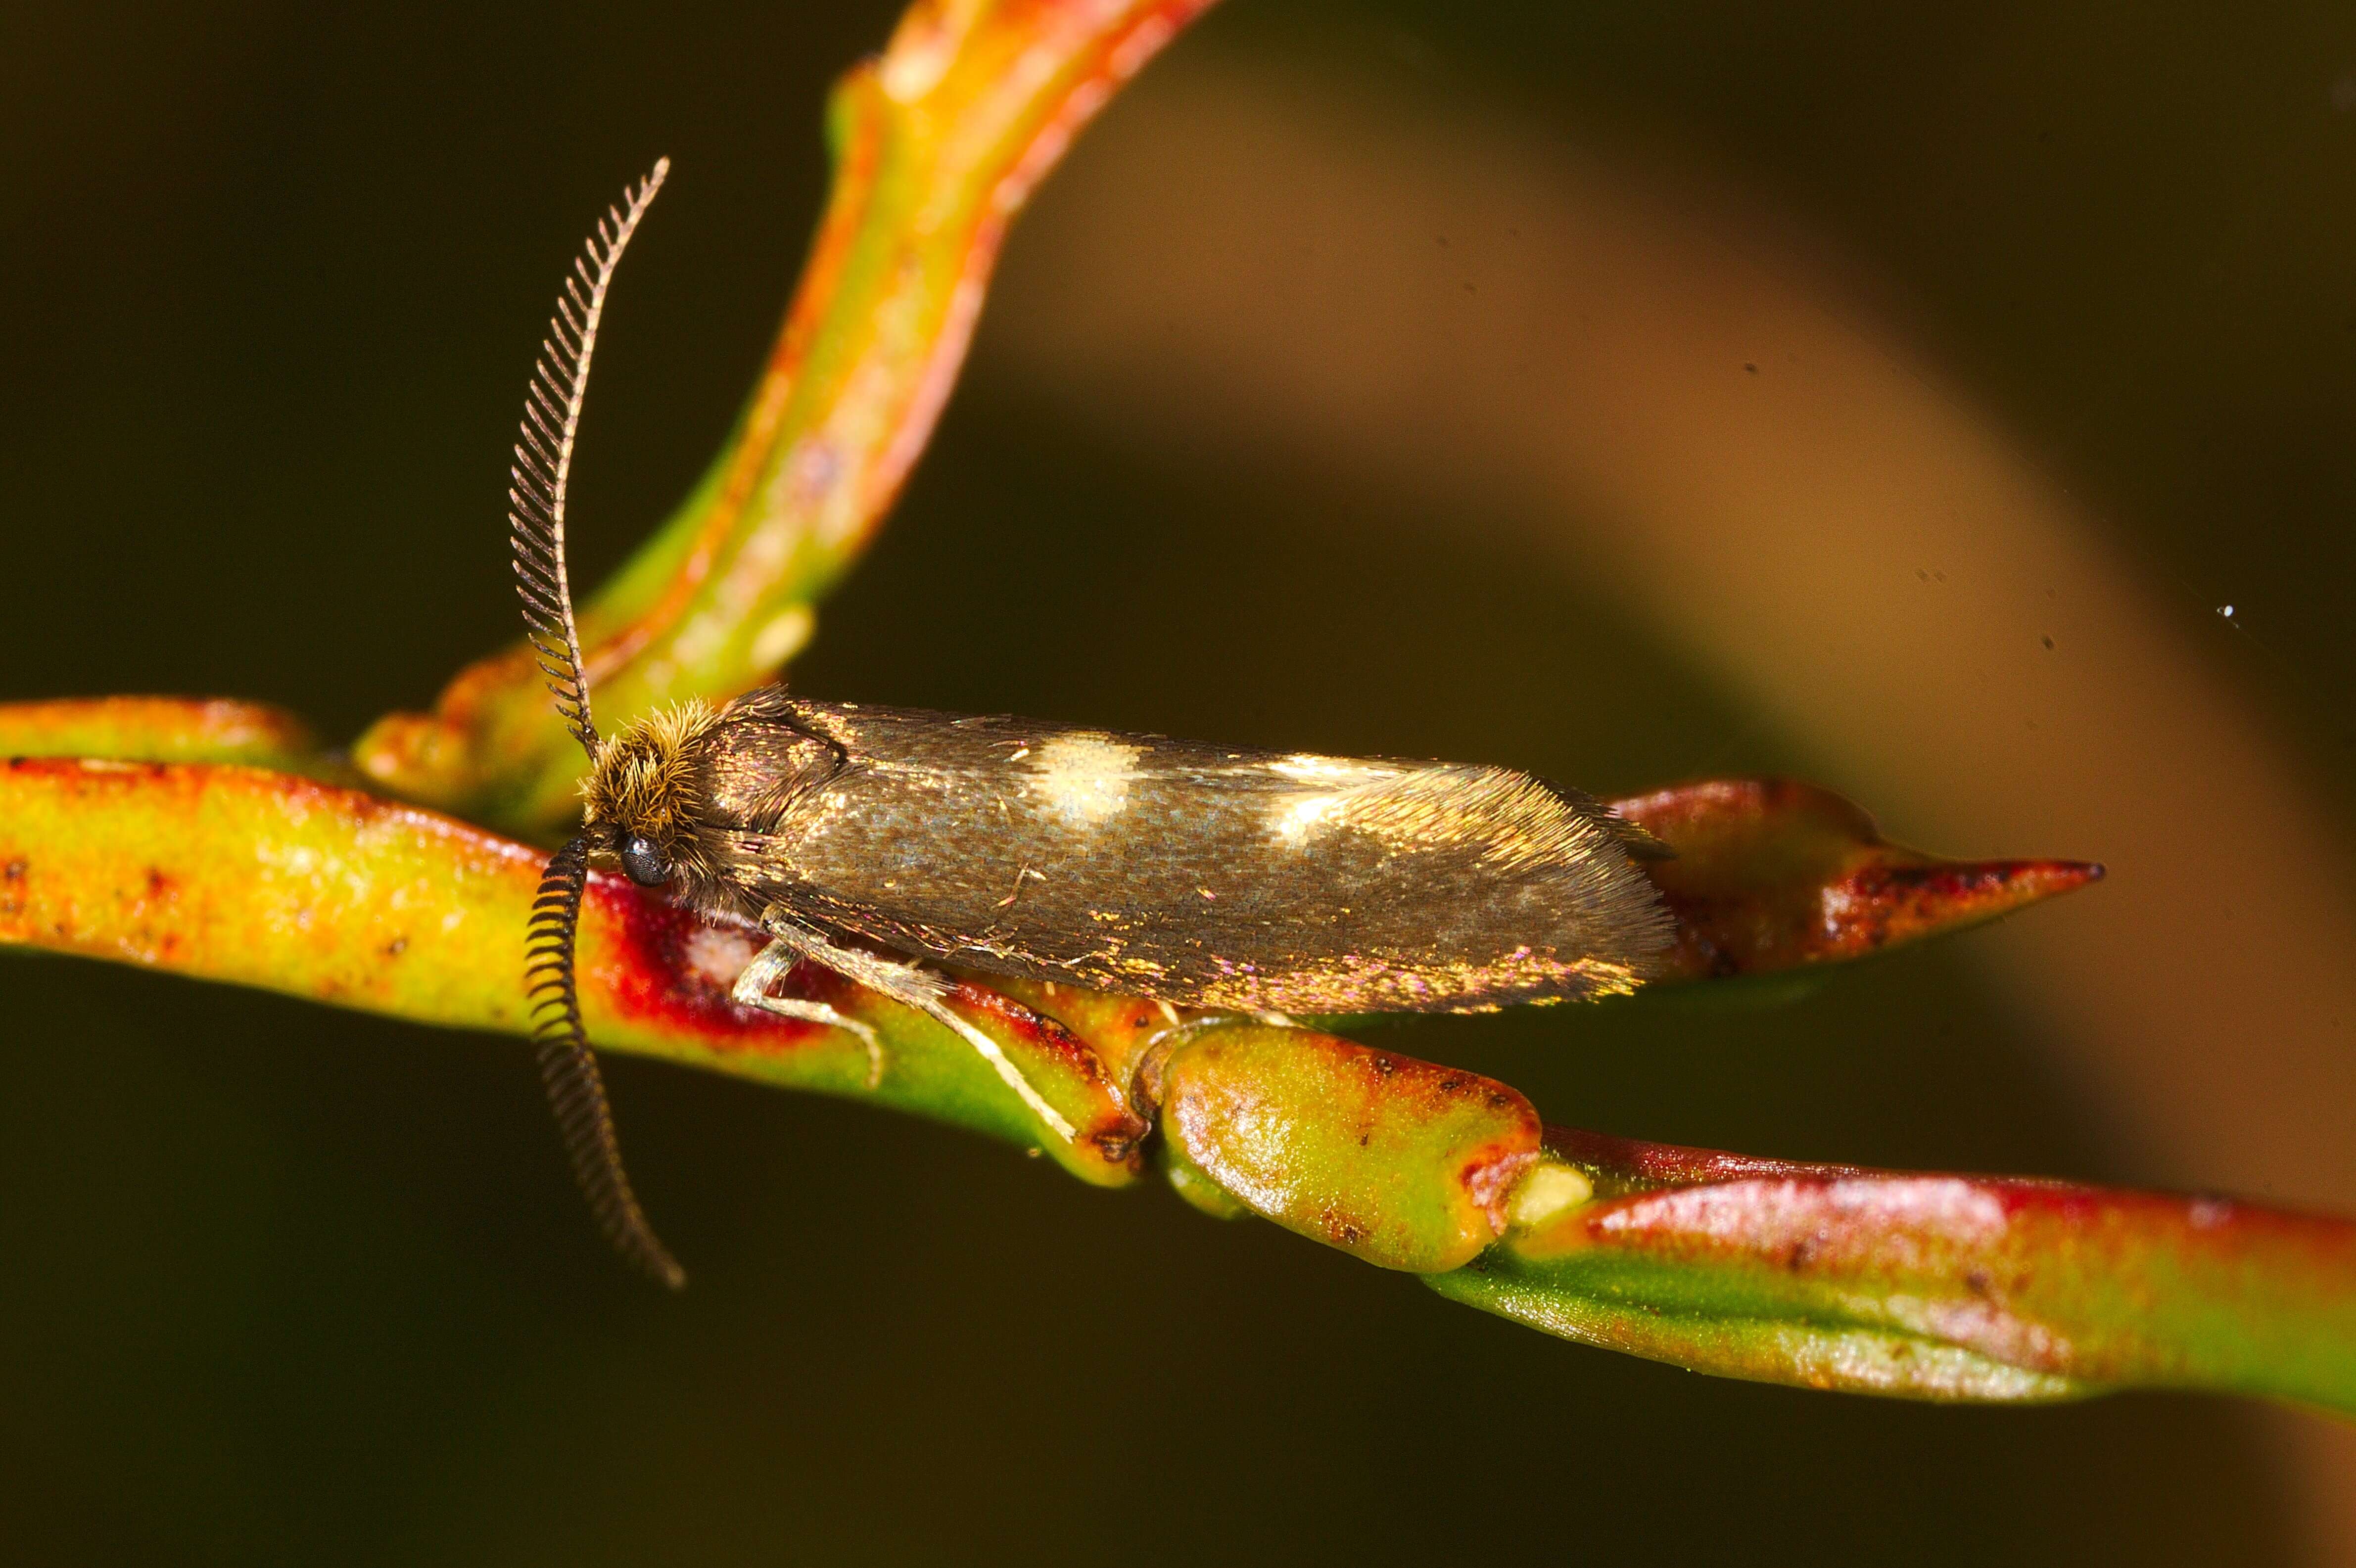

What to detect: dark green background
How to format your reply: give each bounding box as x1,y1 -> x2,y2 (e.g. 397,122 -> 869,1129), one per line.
4,1 -> 2352,1562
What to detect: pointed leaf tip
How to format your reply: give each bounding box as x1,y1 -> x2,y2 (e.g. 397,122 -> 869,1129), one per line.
1607,778 -> 2103,982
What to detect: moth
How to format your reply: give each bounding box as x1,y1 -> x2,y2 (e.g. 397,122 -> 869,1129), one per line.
514,164 -> 1676,1288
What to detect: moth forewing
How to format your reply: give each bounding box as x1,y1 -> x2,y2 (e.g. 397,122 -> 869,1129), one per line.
692,696 -> 1674,1015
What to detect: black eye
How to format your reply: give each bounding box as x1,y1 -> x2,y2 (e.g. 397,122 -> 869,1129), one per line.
618,835 -> 672,888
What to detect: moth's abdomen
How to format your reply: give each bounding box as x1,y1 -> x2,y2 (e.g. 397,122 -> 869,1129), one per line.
727,702 -> 1673,1015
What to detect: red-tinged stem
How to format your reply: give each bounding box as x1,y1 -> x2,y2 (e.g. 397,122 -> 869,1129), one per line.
1425,1126 -> 2356,1411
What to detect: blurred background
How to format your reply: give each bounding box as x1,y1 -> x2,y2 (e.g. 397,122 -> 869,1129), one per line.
5,0 -> 2356,1561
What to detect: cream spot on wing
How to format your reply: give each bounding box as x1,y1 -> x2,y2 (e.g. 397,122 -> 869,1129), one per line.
1267,754 -> 1397,784
1272,790 -> 1345,842
1024,732 -> 1142,825
1270,763 -> 1416,843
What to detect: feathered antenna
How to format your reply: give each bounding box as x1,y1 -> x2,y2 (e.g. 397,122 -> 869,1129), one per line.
512,161 -> 685,1289
510,158 -> 671,759
527,838 -> 685,1289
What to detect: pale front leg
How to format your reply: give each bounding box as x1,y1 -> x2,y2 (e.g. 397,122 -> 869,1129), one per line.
755,911 -> 1078,1144
731,937 -> 884,1089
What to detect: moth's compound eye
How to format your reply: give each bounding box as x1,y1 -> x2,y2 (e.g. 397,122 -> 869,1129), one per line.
618,835 -> 673,888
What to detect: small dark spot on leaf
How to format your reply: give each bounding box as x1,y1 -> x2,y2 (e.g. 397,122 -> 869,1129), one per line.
1743,362 -> 1758,374
2041,635 -> 2054,650
1965,1269 -> 1994,1296
3,860 -> 23,880
1358,1133 -> 1370,1147
383,936 -> 409,957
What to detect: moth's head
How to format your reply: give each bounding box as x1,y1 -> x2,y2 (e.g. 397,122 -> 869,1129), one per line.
581,700 -> 722,890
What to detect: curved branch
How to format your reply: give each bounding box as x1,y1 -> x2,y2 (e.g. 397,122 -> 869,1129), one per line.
352,0 -> 1223,834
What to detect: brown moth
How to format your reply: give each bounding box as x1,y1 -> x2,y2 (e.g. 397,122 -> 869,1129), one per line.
513,165 -> 1675,1288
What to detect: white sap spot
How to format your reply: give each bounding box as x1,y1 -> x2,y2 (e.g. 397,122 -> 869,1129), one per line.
1508,1163 -> 1595,1229
1025,732 -> 1141,826
685,925 -> 762,989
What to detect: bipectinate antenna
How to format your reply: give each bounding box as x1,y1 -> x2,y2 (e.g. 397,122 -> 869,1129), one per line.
512,161 -> 685,1289
510,157 -> 670,761
528,836 -> 686,1290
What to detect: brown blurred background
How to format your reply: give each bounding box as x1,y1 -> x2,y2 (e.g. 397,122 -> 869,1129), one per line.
4,0 -> 2355,1563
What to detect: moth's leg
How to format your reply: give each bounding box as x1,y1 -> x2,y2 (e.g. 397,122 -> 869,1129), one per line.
756,912 -> 1078,1144
731,938 -> 884,1088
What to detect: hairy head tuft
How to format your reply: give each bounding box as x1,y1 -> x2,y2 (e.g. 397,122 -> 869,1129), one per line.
582,700 -> 722,870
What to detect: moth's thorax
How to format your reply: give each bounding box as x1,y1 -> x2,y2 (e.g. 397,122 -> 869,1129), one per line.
699,712 -> 844,835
